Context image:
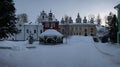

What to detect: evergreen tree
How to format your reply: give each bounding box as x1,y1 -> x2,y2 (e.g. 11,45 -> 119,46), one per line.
0,0 -> 18,39
109,15 -> 118,43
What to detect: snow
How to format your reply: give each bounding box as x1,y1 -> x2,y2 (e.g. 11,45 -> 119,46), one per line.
59,22 -> 96,25
40,29 -> 63,37
0,36 -> 120,67
24,22 -> 42,25
96,25 -> 108,37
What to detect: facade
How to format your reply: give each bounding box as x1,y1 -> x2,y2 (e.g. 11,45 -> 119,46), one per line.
59,23 -> 96,36
8,22 -> 43,41
8,11 -> 97,41
59,13 -> 97,36
38,10 -> 59,31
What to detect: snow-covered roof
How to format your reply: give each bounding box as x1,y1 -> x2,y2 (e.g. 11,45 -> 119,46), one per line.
40,29 -> 63,37
59,22 -> 96,26
24,22 -> 42,25
96,25 -> 106,31
96,25 -> 109,37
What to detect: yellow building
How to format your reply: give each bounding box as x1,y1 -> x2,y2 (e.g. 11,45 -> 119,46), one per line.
59,14 -> 97,36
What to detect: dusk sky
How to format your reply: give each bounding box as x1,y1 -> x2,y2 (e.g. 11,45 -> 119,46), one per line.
14,0 -> 119,25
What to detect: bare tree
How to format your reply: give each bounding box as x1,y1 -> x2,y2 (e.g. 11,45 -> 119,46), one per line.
17,13 -> 28,23
96,14 -> 101,25
36,15 -> 41,23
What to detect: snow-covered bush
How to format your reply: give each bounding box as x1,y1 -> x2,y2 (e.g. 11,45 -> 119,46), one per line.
96,25 -> 109,43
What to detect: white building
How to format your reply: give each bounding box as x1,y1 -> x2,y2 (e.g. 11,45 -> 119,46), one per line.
8,22 -> 43,41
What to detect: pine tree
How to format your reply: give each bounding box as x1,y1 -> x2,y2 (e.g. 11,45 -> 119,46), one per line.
0,0 -> 18,39
109,15 -> 118,43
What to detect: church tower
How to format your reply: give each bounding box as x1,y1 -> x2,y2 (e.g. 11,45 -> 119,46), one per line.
61,17 -> 65,24
38,10 -> 48,23
83,16 -> 87,23
76,13 -> 82,23
40,10 -> 59,31
69,17 -> 73,23
48,10 -> 53,21
90,18 -> 94,23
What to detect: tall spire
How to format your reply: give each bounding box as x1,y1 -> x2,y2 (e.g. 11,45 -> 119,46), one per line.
83,16 -> 87,23
61,17 -> 65,24
50,10 -> 52,13
76,13 -> 81,23
49,10 -> 53,21
77,13 -> 80,18
42,10 -> 45,13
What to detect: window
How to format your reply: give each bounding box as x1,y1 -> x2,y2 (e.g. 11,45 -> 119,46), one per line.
19,29 -> 22,32
71,27 -> 73,30
91,30 -> 93,33
85,29 -> 87,32
79,27 -> 81,30
62,29 -> 64,32
40,30 -> 42,33
91,28 -> 93,30
91,28 -> 93,33
42,16 -> 44,19
51,23 -> 55,28
34,30 -> 36,33
26,29 -> 29,33
91,34 -> 94,36
45,23 -> 49,27
75,27 -> 77,31
19,24 -> 22,27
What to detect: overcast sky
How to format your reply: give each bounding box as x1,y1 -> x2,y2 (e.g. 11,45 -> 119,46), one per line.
14,0 -> 120,24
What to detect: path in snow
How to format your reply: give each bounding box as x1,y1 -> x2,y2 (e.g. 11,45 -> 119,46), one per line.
0,36 -> 120,67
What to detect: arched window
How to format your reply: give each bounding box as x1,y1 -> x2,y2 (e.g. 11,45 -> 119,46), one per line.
34,30 -> 36,33
85,29 -> 87,32
26,29 -> 29,33
40,30 -> 42,33
42,16 -> 44,19
91,28 -> 93,34
62,29 -> 64,32
51,23 -> 55,28
91,28 -> 93,30
84,29 -> 87,36
45,23 -> 49,27
19,29 -> 22,32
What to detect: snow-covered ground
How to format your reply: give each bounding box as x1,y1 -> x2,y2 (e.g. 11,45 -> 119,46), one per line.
0,36 -> 120,67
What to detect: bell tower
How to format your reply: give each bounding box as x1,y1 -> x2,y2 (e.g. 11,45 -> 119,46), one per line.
76,13 -> 82,23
